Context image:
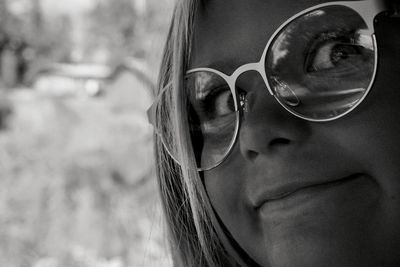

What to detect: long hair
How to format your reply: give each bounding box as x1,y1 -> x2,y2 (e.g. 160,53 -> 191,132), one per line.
153,0 -> 241,266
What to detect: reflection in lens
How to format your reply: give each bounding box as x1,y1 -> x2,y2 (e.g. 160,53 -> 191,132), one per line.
265,5 -> 376,120
185,71 -> 239,170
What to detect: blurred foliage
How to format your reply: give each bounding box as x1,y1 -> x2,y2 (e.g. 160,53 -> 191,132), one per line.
86,0 -> 137,64
0,0 -> 72,60
0,0 -> 175,86
0,82 -> 170,266
0,0 -> 176,266
83,0 -> 174,68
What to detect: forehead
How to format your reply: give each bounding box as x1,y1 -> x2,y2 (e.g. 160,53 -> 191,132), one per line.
190,0 -> 361,72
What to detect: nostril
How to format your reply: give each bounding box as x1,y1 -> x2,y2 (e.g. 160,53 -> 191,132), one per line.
269,138 -> 291,147
244,138 -> 291,161
246,150 -> 258,161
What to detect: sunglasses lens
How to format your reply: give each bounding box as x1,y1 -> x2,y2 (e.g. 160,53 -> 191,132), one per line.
185,71 -> 239,170
265,5 -> 376,120
155,85 -> 180,163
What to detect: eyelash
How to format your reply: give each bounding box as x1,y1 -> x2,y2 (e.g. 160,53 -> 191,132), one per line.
191,85 -> 230,119
303,30 -> 355,71
199,86 -> 247,116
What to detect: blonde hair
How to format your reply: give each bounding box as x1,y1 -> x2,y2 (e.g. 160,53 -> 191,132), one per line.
153,0 -> 243,266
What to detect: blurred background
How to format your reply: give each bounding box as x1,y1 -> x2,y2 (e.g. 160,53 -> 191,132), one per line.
0,0 -> 174,266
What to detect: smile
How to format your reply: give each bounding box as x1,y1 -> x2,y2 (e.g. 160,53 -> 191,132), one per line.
256,173 -> 368,216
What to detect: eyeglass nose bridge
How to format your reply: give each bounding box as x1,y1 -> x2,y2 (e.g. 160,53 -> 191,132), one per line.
228,61 -> 275,96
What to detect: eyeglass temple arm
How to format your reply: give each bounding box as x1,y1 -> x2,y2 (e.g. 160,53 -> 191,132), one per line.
146,81 -> 173,127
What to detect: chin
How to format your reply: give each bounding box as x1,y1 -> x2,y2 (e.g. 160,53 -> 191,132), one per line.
254,213 -> 376,267
264,238 -> 366,267
251,175 -> 383,266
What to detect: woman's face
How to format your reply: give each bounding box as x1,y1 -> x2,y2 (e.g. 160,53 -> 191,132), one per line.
190,0 -> 400,266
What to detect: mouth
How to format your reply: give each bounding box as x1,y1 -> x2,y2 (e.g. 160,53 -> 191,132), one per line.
255,173 -> 366,212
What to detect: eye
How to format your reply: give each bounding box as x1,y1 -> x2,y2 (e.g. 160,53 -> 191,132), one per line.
302,29 -> 371,75
189,84 -> 236,123
305,38 -> 365,74
207,87 -> 235,119
189,86 -> 237,137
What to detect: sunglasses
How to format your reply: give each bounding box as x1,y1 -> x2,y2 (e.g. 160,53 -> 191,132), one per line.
148,0 -> 385,171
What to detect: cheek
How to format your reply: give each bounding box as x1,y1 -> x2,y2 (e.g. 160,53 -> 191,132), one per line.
203,155 -> 248,222
320,52 -> 400,259
203,153 -> 264,250
330,48 -> 400,180
202,44 -> 400,265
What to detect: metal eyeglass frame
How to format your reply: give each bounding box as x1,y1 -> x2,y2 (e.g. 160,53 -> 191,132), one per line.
148,0 -> 384,171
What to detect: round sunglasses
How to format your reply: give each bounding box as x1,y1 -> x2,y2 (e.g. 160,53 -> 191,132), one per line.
148,0 -> 385,171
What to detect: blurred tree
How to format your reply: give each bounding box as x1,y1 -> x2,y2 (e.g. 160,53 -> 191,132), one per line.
81,0 -> 174,70
134,0 -> 175,74
85,0 -> 137,64
0,0 -> 73,86
0,0 -> 174,86
26,0 -> 72,62
0,0 -> 9,38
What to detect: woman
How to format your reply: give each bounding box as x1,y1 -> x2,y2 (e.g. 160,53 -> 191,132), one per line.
148,0 -> 400,266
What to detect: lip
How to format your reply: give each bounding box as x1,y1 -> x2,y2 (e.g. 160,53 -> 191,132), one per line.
253,173 -> 365,211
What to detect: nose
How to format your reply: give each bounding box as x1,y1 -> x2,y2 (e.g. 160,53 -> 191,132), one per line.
238,73 -> 311,162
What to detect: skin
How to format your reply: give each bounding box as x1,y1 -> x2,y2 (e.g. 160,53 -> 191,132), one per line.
189,0 -> 400,266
